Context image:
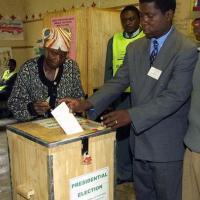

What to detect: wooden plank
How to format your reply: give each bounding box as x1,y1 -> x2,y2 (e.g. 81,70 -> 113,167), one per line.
7,131 -> 49,200
87,8 -> 122,95
7,118 -> 108,146
52,133 -> 115,199
43,8 -> 122,96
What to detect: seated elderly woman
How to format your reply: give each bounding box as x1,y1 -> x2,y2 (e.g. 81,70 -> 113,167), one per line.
8,27 -> 84,121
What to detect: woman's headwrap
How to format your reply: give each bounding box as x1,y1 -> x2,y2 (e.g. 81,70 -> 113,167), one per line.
42,27 -> 71,52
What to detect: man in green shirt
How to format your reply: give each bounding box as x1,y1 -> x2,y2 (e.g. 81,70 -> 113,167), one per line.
104,5 -> 144,184
0,58 -> 17,101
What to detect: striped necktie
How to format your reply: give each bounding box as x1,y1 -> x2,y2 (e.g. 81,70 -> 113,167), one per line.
150,40 -> 159,66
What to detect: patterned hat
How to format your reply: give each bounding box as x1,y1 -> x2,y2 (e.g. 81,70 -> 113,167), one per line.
43,27 -> 71,52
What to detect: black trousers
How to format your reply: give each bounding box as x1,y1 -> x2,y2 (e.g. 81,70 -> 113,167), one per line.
116,125 -> 133,183
114,93 -> 133,183
132,158 -> 183,200
0,89 -> 10,101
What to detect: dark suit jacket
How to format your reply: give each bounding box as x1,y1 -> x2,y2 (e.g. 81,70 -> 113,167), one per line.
88,28 -> 198,162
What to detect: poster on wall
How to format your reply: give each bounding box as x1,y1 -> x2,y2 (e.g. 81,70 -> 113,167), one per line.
0,18 -> 24,40
51,16 -> 76,60
0,47 -> 12,74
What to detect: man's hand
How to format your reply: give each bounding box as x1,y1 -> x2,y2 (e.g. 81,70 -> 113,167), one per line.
101,110 -> 132,129
57,98 -> 93,113
33,100 -> 51,115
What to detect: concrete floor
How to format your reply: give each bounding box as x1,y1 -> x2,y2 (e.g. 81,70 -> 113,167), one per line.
115,182 -> 136,200
0,130 -> 12,200
0,122 -> 136,200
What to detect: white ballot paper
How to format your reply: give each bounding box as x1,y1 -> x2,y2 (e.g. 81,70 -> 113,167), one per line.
51,102 -> 83,135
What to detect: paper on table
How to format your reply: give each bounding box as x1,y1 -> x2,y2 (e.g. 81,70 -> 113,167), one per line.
51,102 -> 83,135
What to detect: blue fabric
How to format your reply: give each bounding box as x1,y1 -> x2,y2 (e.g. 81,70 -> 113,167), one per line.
150,26 -> 173,54
149,27 -> 173,66
150,40 -> 159,65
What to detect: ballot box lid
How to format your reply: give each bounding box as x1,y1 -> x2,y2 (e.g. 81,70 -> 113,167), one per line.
7,117 -> 112,147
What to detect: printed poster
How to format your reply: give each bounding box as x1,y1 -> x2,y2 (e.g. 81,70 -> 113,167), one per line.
0,18 -> 24,40
51,16 -> 76,60
70,167 -> 109,200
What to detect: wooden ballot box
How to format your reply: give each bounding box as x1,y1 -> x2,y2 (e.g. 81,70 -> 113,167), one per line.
7,118 -> 115,200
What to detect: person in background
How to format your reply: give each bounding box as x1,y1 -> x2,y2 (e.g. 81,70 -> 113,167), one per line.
182,17 -> 200,200
0,58 -> 17,101
104,5 -> 144,184
61,0 -> 198,199
8,27 -> 84,122
195,0 -> 200,7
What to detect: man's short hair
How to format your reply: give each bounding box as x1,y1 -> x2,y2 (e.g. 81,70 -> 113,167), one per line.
139,0 -> 176,13
120,5 -> 140,18
9,59 -> 16,67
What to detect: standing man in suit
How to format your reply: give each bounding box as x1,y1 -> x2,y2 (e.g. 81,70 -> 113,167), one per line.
182,17 -> 200,200
61,0 -> 198,199
104,5 -> 144,184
